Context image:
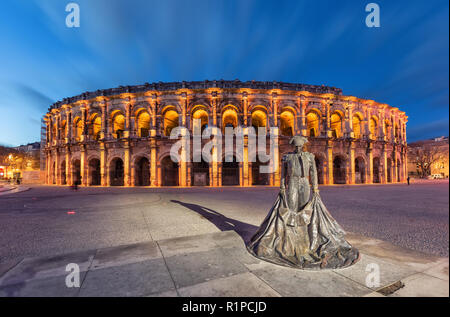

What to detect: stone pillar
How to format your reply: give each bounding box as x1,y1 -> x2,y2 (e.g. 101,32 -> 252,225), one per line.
65,148 -> 70,186
150,130 -> 157,186
80,145 -> 86,186
368,145 -> 374,184
242,92 -> 248,126
349,142 -> 355,184
124,141 -> 131,186
243,135 -> 250,186
100,142 -> 107,186
382,145 -> 388,184
299,97 -> 307,136
124,102 -> 131,138
326,141 -> 333,184
80,106 -> 87,142
100,100 -> 107,139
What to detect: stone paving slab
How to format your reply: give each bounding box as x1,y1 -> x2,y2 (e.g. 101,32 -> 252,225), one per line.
0,230 -> 448,297
177,272 -> 281,297
0,249 -> 96,287
79,258 -> 175,297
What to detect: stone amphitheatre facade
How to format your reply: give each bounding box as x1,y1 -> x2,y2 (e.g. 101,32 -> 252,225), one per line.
43,80 -> 408,187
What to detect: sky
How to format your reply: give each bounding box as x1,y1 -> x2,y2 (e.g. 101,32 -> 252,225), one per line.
0,0 -> 448,146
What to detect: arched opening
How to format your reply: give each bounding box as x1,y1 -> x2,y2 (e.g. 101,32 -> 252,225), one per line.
135,157 -> 150,186
74,117 -> 83,142
164,110 -> 179,136
110,158 -> 124,186
384,120 -> 391,140
222,156 -> 240,186
252,157 -> 269,186
314,156 -> 324,185
60,120 -> 67,140
72,159 -> 81,185
222,108 -> 238,132
386,158 -> 392,183
112,113 -> 125,139
280,110 -> 294,136
369,117 -> 378,140
89,158 -> 101,186
355,157 -> 366,184
397,159 -> 401,182
137,111 -> 151,137
88,114 -> 102,140
61,161 -> 66,185
373,157 -> 381,183
306,111 -> 320,137
251,110 -> 266,135
161,156 -> 179,186
191,159 -> 210,186
192,108 -> 209,134
394,123 -> 400,141
352,114 -> 362,139
333,156 -> 346,184
331,113 -> 343,138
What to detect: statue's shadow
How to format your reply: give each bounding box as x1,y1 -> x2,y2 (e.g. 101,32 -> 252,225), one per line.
170,200 -> 258,243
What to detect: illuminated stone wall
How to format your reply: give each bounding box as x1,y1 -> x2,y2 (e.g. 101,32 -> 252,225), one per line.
43,80 -> 408,187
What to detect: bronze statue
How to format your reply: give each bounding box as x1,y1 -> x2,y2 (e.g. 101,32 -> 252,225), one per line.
247,135 -> 360,269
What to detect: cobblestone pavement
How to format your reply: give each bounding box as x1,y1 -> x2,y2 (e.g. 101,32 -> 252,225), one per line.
0,182 -> 448,263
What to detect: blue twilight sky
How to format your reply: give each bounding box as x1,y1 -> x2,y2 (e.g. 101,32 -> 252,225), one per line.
0,0 -> 448,146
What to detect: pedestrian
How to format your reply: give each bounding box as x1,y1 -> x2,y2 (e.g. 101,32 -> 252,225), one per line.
407,176 -> 410,185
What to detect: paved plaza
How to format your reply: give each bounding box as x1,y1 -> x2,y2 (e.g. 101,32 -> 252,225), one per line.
0,182 -> 448,296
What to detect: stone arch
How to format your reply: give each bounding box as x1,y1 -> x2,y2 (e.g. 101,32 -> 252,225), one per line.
222,156 -> 240,186
73,116 -> 83,141
222,106 -> 239,132
251,156 -> 270,186
386,157 -> 393,183
352,112 -> 364,139
60,160 -> 67,185
218,100 -> 242,113
110,110 -> 125,139
369,116 -> 379,139
191,105 -> 210,134
161,106 -> 180,137
158,102 -> 182,116
250,107 -> 268,135
134,156 -> 150,186
109,157 -> 124,186
306,109 -> 321,137
60,120 -> 67,140
132,102 -> 152,118
191,157 -> 210,186
135,108 -> 151,137
248,99 -> 271,113
333,155 -> 347,184
188,100 -> 211,114
72,159 -> 81,185
160,156 -> 179,186
355,156 -> 366,184
373,157 -> 381,183
330,111 -> 344,138
279,108 -> 295,137
88,157 -> 101,186
88,112 -> 102,140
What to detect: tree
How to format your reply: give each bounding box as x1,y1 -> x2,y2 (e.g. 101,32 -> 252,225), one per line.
409,144 -> 446,178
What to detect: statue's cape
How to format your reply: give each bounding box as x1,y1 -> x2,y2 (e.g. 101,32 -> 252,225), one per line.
247,192 -> 359,270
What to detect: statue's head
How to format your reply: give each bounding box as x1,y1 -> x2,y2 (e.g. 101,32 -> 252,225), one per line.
289,135 -> 308,150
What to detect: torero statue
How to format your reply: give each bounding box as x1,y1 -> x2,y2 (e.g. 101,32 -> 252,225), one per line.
247,135 -> 360,269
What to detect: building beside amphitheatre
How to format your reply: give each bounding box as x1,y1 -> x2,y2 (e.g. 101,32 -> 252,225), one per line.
43,80 -> 408,187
